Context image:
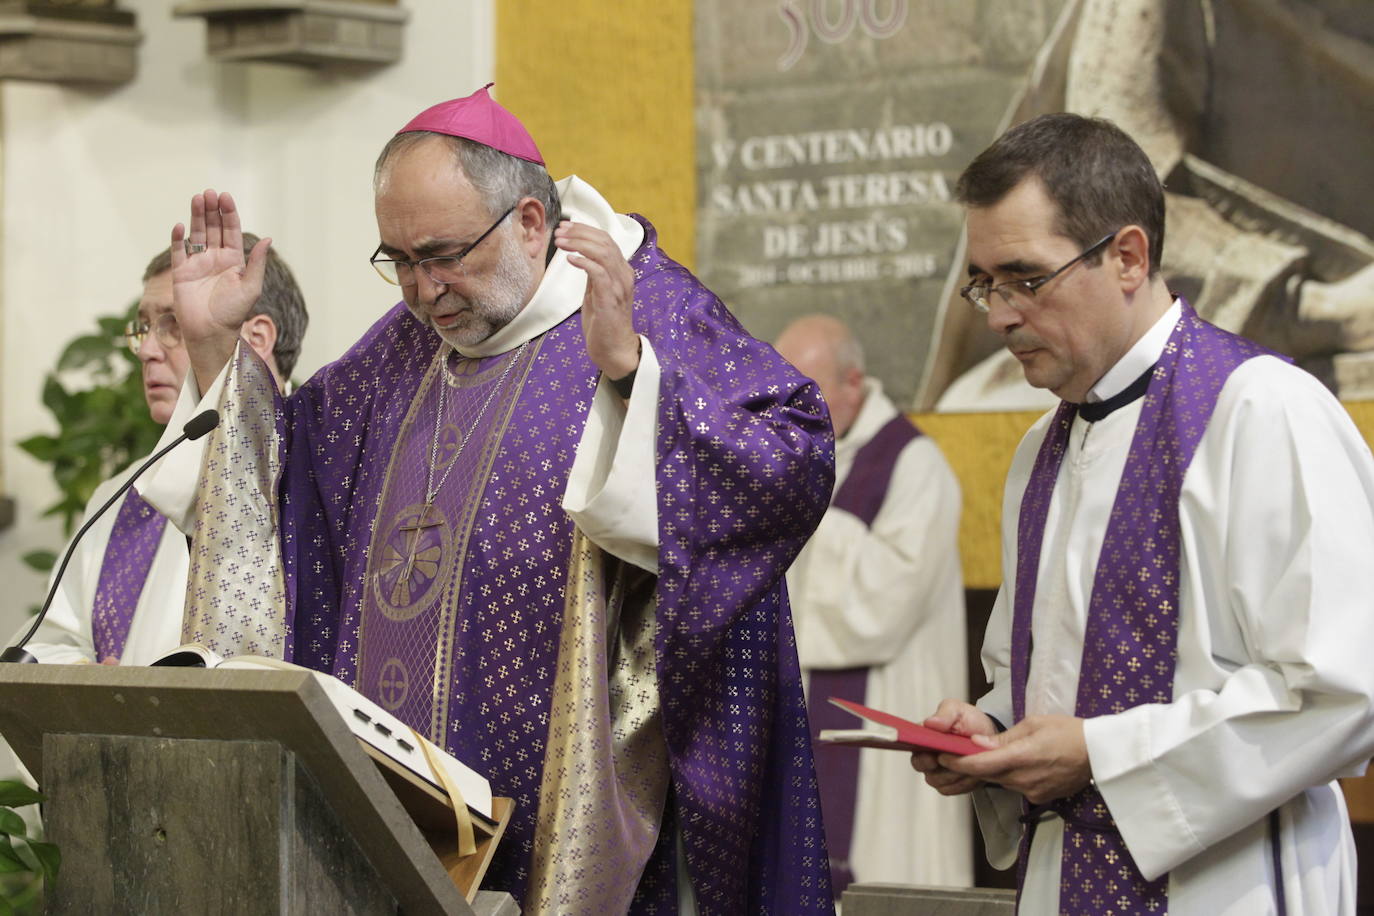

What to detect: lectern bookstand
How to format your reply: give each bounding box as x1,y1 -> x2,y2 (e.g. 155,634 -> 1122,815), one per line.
0,664 -> 512,915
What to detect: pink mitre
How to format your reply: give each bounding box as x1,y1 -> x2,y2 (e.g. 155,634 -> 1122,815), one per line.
397,83 -> 544,165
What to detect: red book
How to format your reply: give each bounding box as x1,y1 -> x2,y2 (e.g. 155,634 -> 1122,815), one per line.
818,697 -> 985,756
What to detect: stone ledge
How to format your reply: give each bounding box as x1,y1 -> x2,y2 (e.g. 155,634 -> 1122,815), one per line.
0,10 -> 141,84
173,0 -> 407,67
0,1 -> 134,27
843,884 -> 1016,916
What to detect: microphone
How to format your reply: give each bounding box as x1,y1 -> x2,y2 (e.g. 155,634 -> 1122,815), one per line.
1,409 -> 221,663
183,409 -> 219,441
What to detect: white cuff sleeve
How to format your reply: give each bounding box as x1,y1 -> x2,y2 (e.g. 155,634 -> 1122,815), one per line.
562,334 -> 660,573
1084,708 -> 1202,880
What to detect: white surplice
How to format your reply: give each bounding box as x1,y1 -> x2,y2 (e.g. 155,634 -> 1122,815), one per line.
16,460 -> 189,666
975,302 -> 1374,914
790,379 -> 974,888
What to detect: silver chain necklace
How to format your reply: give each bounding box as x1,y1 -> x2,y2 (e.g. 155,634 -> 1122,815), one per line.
423,339 -> 530,510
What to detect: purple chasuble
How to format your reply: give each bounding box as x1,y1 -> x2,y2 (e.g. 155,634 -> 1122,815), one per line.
91,488 -> 168,662
354,341 -> 539,741
807,414 -> 921,895
1011,302 -> 1273,914
269,215 -> 836,913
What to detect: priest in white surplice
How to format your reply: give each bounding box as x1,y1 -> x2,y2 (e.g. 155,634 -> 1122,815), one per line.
911,113 -> 1374,915
19,239 -> 305,666
775,314 -> 972,893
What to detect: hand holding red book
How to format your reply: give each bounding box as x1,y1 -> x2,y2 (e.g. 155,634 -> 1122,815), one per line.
818,697 -> 985,756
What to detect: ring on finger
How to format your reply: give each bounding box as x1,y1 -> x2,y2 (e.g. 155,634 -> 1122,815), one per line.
188,242 -> 207,254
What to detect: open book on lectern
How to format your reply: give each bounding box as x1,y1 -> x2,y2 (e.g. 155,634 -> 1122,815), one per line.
151,644 -> 494,826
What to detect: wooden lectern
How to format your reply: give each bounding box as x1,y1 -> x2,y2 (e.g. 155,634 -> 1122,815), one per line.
0,664 -> 517,915
843,883 -> 1016,915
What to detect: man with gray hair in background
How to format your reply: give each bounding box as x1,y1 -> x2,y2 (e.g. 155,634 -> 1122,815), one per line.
775,313 -> 971,896
18,233 -> 307,666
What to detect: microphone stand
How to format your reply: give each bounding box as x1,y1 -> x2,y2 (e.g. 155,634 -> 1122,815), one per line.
1,410 -> 220,663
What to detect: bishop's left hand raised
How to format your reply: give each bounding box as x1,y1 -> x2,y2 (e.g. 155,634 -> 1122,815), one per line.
555,221 -> 640,380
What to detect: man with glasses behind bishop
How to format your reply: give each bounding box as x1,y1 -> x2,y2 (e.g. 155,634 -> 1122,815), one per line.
19,236 -> 307,666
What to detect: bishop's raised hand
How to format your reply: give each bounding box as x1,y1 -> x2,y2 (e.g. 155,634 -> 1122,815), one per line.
555,221 -> 640,383
169,189 -> 272,393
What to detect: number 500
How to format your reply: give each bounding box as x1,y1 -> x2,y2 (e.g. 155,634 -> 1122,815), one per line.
777,0 -> 908,71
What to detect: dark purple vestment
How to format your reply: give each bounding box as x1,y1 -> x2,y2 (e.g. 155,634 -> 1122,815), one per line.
265,217 -> 835,912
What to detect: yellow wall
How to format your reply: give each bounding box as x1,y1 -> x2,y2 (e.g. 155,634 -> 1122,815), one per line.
912,410 -> 1041,590
495,5 -> 697,268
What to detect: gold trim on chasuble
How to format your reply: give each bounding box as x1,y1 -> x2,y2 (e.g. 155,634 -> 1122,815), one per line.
525,529 -> 669,913
182,345 -> 288,658
356,341 -> 542,743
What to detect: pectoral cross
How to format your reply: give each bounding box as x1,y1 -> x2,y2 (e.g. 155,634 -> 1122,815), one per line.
398,503 -> 444,589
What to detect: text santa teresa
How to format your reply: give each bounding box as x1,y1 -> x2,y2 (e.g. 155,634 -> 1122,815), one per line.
709,170 -> 952,216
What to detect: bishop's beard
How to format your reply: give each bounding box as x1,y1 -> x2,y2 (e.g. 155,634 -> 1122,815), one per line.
416,227 -> 534,348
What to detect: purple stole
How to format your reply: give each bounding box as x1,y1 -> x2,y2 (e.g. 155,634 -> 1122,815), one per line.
91,489 -> 167,662
1011,302 -> 1271,913
807,414 -> 921,895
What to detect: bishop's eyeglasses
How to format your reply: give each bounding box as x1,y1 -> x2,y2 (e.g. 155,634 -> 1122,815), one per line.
960,230 -> 1119,314
124,313 -> 182,355
370,204 -> 516,286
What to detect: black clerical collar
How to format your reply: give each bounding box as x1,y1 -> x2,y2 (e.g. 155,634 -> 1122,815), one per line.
1078,363 -> 1156,422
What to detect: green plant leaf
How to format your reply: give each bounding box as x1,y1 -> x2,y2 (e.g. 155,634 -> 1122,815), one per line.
56,334 -> 118,372
38,500 -> 75,523
97,315 -> 129,337
25,304 -> 161,567
0,786 -> 41,810
18,551 -> 55,574
22,840 -> 56,887
70,464 -> 106,506
38,377 -> 70,418
0,874 -> 38,913
14,436 -> 58,463
6,839 -> 35,875
82,386 -> 122,415
0,837 -> 27,872
0,811 -> 24,839
57,430 -> 106,459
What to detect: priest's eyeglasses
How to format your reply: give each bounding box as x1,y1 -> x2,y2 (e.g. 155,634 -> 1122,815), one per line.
124,313 -> 182,355
370,204 -> 517,286
960,230 -> 1119,314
